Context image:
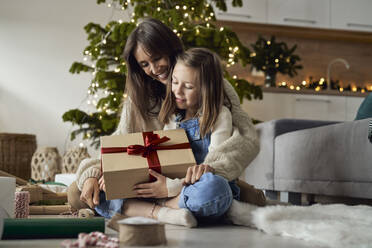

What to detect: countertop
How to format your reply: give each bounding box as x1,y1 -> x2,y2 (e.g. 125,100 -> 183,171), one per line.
263,87 -> 368,98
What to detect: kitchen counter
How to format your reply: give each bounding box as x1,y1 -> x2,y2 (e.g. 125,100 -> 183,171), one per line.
263,87 -> 368,97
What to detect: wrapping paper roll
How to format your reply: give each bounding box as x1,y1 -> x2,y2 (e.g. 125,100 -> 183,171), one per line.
14,191 -> 29,218
118,217 -> 166,246
2,217 -> 105,239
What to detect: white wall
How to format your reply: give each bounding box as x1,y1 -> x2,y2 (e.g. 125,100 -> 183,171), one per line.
0,0 -> 130,156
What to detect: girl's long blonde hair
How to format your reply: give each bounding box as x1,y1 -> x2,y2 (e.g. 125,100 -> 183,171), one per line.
159,48 -> 225,137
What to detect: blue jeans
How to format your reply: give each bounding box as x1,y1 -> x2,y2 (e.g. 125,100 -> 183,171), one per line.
179,172 -> 238,219
95,191 -> 124,219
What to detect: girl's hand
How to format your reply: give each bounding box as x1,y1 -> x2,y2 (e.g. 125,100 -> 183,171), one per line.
80,177 -> 100,209
98,176 -> 106,192
133,169 -> 168,198
184,164 -> 214,185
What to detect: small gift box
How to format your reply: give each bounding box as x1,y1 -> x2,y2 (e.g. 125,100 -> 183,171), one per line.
101,129 -> 196,200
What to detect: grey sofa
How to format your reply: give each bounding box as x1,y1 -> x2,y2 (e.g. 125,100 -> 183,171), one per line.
244,118 -> 372,200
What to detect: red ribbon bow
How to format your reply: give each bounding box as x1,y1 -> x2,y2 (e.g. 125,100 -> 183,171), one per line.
101,131 -> 190,181
126,133 -> 170,157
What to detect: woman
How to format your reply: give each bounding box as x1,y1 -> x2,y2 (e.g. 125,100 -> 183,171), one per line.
68,18 -> 264,226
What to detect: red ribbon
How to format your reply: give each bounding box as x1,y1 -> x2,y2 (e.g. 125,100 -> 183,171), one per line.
101,131 -> 190,181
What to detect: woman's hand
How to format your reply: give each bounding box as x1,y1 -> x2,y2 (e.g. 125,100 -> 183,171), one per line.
184,164 -> 214,185
80,177 -> 100,209
98,176 -> 106,192
133,169 -> 168,198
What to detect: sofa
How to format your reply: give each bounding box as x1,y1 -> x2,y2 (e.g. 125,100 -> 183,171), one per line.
244,118 -> 372,201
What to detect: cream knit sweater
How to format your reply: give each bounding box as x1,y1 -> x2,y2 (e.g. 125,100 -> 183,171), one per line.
75,80 -> 259,194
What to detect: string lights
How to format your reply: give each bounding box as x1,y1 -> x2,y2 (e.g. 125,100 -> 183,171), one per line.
274,77 -> 371,94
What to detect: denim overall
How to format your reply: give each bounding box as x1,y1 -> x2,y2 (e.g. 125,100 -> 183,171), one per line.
176,115 -> 240,220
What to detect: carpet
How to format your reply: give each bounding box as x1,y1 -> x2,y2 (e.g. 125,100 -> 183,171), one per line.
252,204 -> 372,248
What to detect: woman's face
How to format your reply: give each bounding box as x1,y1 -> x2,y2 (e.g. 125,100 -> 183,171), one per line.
134,44 -> 170,85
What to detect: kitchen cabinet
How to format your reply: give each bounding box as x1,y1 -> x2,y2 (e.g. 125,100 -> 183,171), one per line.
242,92 -> 295,121
345,97 -> 365,120
213,0 -> 267,24
214,0 -> 372,33
242,92 -> 364,122
293,95 -> 345,121
331,0 -> 372,32
267,0 -> 330,29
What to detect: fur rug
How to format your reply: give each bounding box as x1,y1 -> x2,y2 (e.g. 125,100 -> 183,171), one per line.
252,204 -> 372,248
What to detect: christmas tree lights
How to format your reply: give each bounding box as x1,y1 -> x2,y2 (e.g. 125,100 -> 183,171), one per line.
62,0 -> 262,148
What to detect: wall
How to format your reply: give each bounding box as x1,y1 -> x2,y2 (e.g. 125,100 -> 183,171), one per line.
0,0 -> 129,156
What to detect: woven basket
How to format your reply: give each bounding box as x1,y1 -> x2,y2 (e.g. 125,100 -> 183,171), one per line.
0,133 -> 37,180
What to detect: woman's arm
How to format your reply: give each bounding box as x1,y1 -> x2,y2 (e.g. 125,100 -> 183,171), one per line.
75,100 -> 133,191
204,80 -> 260,181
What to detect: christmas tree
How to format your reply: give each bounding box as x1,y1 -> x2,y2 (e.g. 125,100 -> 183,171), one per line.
63,0 -> 262,148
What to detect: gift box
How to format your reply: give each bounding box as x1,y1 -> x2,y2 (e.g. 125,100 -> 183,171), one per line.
101,129 -> 196,200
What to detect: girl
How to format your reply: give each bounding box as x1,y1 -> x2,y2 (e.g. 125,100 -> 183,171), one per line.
158,47 -> 240,220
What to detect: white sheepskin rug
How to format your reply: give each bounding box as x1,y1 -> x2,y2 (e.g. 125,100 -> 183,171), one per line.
251,204 -> 372,248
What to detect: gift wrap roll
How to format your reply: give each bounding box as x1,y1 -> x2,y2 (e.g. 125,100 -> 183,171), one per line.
2,217 -> 105,239
118,217 -> 166,246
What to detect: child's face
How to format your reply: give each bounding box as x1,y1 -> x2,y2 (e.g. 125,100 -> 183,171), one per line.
171,62 -> 200,115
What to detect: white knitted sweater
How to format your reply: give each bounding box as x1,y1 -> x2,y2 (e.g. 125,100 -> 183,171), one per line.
75,80 -> 259,195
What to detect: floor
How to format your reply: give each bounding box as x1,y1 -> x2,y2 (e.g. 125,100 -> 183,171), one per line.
0,219 -> 325,248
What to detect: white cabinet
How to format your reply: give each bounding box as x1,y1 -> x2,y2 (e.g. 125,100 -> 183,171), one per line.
331,0 -> 372,32
267,0 -> 330,29
242,93 -> 295,121
242,92 -> 364,122
345,97 -> 364,120
293,95 -> 345,121
213,0 -> 267,24
214,0 -> 372,33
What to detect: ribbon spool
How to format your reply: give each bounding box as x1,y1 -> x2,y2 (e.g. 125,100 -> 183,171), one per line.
14,191 -> 30,218
118,217 -> 166,246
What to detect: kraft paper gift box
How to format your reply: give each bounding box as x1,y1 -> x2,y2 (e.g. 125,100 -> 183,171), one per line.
101,129 -> 196,200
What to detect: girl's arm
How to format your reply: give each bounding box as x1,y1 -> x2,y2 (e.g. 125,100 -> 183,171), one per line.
208,106 -> 233,151
204,80 -> 260,181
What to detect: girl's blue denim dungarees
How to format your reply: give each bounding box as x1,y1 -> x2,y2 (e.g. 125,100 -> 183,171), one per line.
177,115 -> 240,219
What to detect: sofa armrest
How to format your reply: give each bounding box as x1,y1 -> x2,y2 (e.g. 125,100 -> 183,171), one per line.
275,118 -> 372,198
244,118 -> 339,190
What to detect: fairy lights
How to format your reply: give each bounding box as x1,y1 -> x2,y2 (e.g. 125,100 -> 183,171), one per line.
275,78 -> 370,94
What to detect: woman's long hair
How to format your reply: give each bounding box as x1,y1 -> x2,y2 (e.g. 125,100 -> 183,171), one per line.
159,48 -> 225,137
123,18 -> 184,121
